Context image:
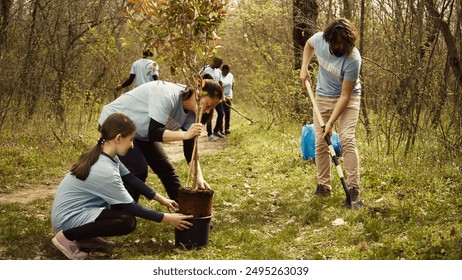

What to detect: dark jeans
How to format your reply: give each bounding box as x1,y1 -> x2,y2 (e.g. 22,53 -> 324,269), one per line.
64,209 -> 136,240
119,139 -> 181,201
223,99 -> 232,131
206,102 -> 224,135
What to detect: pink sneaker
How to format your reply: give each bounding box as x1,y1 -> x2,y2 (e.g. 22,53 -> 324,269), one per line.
52,231 -> 88,260
77,237 -> 116,249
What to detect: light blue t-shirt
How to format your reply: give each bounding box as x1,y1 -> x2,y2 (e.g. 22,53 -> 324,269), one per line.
309,32 -> 361,97
98,81 -> 196,141
201,66 -> 222,82
131,58 -> 160,88
222,72 -> 234,99
51,154 -> 133,232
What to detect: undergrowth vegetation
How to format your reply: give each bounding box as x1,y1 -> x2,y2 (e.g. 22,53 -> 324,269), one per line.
1,0 -> 461,262
0,102 -> 460,260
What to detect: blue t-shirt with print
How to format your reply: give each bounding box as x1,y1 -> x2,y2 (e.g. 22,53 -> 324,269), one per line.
131,58 -> 159,87
309,32 -> 361,97
201,66 -> 222,82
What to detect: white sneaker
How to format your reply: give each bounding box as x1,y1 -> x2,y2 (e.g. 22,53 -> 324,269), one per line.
213,131 -> 225,138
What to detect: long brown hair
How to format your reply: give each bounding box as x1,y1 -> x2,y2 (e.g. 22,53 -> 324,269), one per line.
202,78 -> 223,100
323,18 -> 358,56
181,79 -> 224,101
181,79 -> 223,124
71,113 -> 136,180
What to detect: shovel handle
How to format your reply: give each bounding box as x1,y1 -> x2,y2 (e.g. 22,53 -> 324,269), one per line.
305,80 -> 325,129
304,80 -> 352,207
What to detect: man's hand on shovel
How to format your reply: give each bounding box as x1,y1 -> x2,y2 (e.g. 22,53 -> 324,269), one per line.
322,122 -> 334,140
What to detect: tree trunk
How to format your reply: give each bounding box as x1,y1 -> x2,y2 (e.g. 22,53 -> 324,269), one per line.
425,0 -> 462,87
342,0 -> 352,19
23,0 -> 40,118
293,0 -> 318,70
359,0 -> 371,138
0,0 -> 11,48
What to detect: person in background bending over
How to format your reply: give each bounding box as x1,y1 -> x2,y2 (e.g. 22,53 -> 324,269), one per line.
51,113 -> 193,260
201,57 -> 225,141
115,48 -> 159,92
99,79 -> 223,202
221,64 -> 235,135
299,18 -> 362,203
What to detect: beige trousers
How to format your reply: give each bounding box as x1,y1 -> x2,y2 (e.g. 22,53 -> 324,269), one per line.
313,94 -> 361,189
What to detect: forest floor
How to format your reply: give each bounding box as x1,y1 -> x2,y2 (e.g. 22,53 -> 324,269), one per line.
1,112 -> 461,261
0,133 -> 226,205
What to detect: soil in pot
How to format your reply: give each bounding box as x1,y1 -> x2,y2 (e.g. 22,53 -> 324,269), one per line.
178,187 -> 214,217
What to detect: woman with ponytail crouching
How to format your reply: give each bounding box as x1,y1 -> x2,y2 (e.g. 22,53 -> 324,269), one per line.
50,113 -> 193,260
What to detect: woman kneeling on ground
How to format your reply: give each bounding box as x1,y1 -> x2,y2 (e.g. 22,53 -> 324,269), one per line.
50,112 -> 193,260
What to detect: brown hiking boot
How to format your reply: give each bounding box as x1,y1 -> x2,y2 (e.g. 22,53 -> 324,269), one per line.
348,187 -> 361,202
315,184 -> 332,196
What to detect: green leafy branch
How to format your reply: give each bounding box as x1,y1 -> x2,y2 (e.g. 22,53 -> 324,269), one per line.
125,0 -> 228,85
125,0 -> 229,188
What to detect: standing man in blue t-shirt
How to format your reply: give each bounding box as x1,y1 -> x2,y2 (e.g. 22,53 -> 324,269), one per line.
221,64 -> 235,135
115,48 -> 160,92
300,18 -> 362,202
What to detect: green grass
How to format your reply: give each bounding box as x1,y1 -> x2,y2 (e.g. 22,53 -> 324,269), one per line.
0,104 -> 461,260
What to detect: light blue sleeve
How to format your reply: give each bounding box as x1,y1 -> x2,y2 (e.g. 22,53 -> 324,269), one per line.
147,86 -> 177,125
201,66 -> 214,77
216,68 -> 223,82
153,61 -> 159,76
115,156 -> 130,177
343,51 -> 361,82
130,61 -> 137,75
309,32 -> 324,48
90,164 -> 133,205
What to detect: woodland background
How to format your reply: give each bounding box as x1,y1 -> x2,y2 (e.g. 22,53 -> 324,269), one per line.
1,0 -> 462,156
0,0 -> 461,260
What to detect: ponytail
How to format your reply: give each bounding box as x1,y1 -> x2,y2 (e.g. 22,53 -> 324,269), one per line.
70,144 -> 103,180
70,113 -> 136,180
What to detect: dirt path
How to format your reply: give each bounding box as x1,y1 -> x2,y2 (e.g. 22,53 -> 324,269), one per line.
0,134 -> 226,204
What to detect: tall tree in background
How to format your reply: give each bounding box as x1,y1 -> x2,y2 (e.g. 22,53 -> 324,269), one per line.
293,0 -> 318,70
425,0 -> 462,87
342,0 -> 352,19
21,0 -> 40,117
424,0 -> 462,150
0,0 -> 125,127
0,0 -> 11,48
359,0 -> 371,137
